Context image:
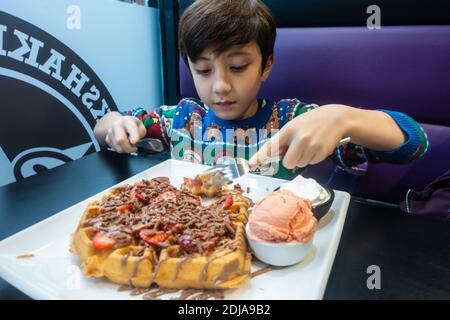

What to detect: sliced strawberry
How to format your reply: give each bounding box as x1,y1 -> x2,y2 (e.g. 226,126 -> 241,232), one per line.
192,178 -> 202,187
183,177 -> 202,187
134,192 -> 147,203
131,224 -> 150,235
117,204 -> 133,213
92,232 -> 115,250
223,195 -> 233,209
202,237 -> 220,253
140,231 -> 169,245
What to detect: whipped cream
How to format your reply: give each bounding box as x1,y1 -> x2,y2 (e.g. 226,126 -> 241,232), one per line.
280,175 -> 328,206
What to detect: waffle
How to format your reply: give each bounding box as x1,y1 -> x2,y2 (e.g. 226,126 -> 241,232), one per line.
182,171 -> 230,198
70,177 -> 252,289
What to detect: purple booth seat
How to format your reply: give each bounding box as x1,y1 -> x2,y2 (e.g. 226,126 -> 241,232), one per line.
179,26 -> 450,203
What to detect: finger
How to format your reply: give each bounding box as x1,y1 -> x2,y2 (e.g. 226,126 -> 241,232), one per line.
309,148 -> 328,165
123,119 -> 143,145
296,150 -> 315,168
107,128 -> 126,153
105,130 -> 112,148
137,120 -> 147,140
311,141 -> 338,164
106,134 -> 123,153
296,139 -> 329,168
105,129 -> 126,153
112,126 -> 137,153
282,136 -> 307,169
249,129 -> 290,167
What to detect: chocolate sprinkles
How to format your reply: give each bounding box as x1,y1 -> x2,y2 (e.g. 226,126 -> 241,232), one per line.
88,177 -> 248,255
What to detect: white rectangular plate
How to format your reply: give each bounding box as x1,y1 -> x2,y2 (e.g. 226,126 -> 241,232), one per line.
0,159 -> 350,300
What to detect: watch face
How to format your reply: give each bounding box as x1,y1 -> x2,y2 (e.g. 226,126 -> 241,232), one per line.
0,11 -> 118,186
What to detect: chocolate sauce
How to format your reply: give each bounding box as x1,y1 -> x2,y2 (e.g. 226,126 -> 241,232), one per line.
16,253 -> 34,259
130,287 -> 152,296
117,285 -> 132,292
143,288 -> 179,300
251,267 -> 273,278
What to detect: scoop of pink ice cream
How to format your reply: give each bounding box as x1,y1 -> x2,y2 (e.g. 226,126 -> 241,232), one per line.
248,190 -> 317,243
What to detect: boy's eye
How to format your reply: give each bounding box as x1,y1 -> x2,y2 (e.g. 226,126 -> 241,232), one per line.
195,69 -> 211,76
230,65 -> 248,72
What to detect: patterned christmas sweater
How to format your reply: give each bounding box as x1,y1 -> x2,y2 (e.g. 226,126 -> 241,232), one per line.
123,98 -> 429,180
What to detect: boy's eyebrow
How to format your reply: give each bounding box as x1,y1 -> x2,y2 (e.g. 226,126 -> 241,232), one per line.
195,51 -> 252,62
226,51 -> 251,57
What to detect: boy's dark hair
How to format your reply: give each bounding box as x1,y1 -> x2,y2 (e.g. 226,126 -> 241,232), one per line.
178,0 -> 276,71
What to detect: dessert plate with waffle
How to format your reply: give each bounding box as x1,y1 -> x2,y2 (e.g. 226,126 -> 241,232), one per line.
0,159 -> 350,299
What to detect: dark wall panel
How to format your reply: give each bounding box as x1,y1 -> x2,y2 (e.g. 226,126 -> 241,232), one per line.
179,0 -> 450,27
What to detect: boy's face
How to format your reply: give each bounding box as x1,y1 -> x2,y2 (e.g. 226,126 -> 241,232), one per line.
188,41 -> 273,121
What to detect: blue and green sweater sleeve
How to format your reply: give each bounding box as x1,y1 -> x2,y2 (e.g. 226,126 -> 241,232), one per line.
331,110 -> 429,171
366,110 -> 429,163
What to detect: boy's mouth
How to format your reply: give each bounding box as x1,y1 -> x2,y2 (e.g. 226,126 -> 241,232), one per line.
215,100 -> 236,108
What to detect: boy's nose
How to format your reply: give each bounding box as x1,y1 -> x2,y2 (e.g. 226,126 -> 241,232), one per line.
212,73 -> 231,96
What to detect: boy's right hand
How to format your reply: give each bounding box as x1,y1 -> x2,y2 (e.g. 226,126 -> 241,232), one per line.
104,116 -> 147,153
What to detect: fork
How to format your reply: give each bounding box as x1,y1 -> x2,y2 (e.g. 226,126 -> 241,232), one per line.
204,136 -> 351,186
136,138 -> 166,152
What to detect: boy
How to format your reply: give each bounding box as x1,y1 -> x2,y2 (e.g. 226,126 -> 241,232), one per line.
94,0 -> 428,179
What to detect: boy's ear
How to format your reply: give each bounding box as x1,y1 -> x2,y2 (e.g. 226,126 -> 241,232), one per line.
261,54 -> 274,81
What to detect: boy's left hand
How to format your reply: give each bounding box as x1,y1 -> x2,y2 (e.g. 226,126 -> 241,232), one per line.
249,104 -> 349,169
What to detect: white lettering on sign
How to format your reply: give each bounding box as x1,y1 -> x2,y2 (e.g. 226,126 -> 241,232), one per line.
62,64 -> 90,97
1,24 -> 111,119
0,24 -> 6,56
39,48 -> 66,81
